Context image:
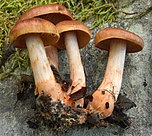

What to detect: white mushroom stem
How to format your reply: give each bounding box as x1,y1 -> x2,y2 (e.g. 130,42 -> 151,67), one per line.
99,39 -> 126,100
64,31 -> 86,95
45,45 -> 58,70
25,34 -> 64,101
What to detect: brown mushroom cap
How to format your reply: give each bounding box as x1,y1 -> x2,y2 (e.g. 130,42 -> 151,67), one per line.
94,28 -> 144,53
9,18 -> 59,48
18,4 -> 73,24
56,21 -> 91,49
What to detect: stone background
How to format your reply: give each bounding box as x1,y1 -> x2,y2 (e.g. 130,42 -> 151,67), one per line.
0,0 -> 152,135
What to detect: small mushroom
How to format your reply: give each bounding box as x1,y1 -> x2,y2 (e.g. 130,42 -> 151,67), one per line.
9,18 -> 65,102
17,4 -> 73,69
56,20 -> 91,107
18,4 -> 72,24
87,28 -> 144,118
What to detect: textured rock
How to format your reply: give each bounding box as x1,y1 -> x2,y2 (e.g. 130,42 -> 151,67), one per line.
0,0 -> 152,135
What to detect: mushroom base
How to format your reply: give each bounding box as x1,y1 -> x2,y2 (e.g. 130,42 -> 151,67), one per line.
17,74 -> 136,131
36,93 -> 87,127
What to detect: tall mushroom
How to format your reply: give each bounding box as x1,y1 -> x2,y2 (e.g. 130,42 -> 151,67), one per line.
9,18 -> 65,102
17,4 -> 73,69
87,28 -> 144,118
56,20 -> 91,107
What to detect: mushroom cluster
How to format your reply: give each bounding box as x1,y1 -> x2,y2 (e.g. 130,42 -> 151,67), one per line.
9,4 -> 144,127
9,4 -> 90,125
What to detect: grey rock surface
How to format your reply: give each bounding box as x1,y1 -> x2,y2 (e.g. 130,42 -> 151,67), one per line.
0,0 -> 152,135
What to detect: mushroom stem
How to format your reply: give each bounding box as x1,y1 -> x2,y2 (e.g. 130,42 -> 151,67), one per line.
64,31 -> 86,107
65,31 -> 86,94
25,34 -> 64,101
100,39 -> 126,100
45,45 -> 58,69
87,39 -> 126,118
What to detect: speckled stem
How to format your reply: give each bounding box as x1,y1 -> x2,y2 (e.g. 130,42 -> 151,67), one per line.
25,34 -> 64,101
64,31 -> 85,107
99,39 -> 126,100
87,39 -> 126,118
65,31 -> 86,94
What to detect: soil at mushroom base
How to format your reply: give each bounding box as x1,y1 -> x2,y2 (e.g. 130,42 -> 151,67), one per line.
16,74 -> 136,130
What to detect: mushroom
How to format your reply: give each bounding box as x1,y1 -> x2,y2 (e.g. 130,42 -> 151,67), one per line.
17,4 -> 73,69
18,4 -> 72,24
9,18 -> 65,102
87,28 -> 144,118
56,20 -> 91,107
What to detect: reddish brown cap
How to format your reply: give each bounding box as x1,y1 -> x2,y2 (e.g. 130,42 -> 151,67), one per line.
18,4 -> 73,24
9,18 -> 59,48
56,20 -> 91,49
94,28 -> 144,53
